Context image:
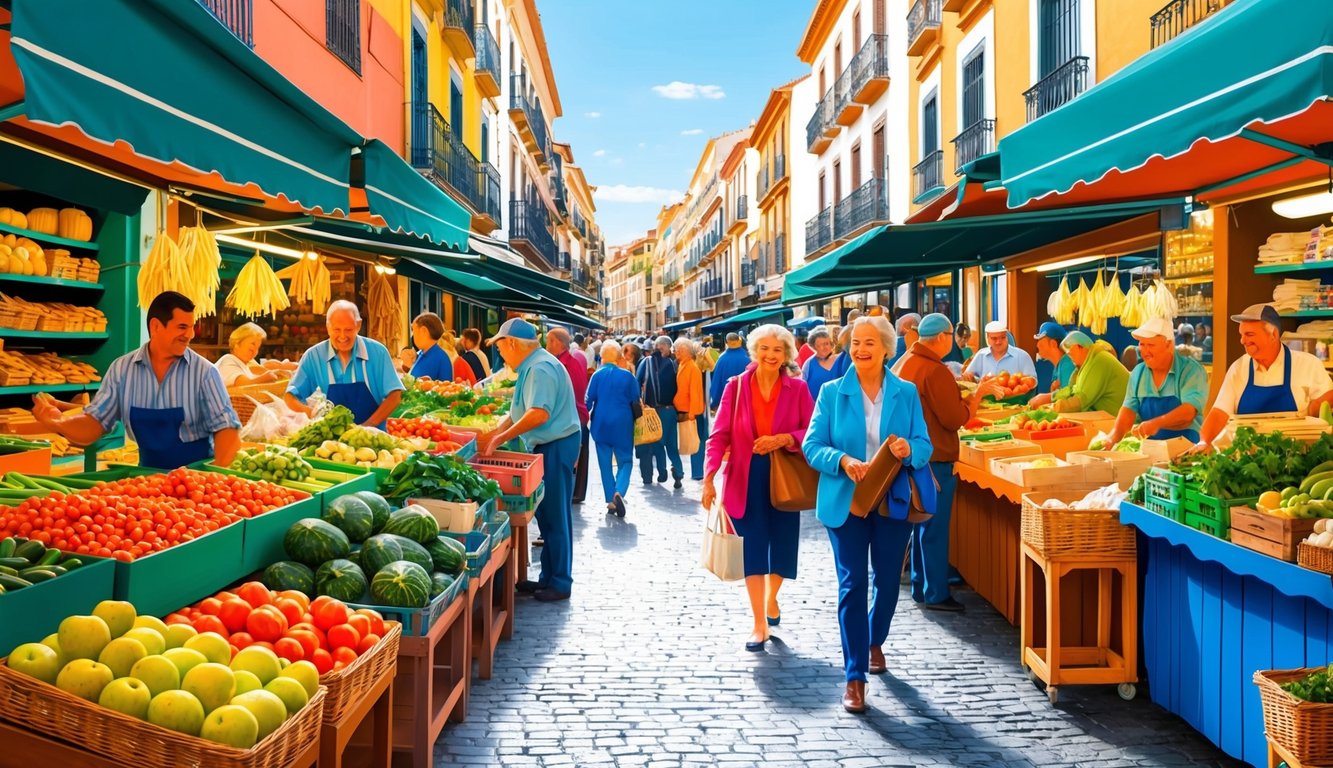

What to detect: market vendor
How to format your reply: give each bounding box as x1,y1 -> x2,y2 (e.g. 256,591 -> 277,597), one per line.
962,320 -> 1037,381
1030,331 -> 1129,413
30,291 -> 241,470
215,322 -> 279,387
408,311 -> 454,382
1033,322 -> 1076,392
1197,303 -> 1333,448
1105,317 -> 1209,444
284,300 -> 403,429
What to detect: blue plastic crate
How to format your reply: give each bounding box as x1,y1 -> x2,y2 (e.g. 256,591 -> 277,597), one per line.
344,572 -> 468,637
499,482 -> 544,513
440,529 -> 491,578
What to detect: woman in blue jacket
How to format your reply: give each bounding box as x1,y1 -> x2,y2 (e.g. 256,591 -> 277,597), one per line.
586,341 -> 641,518
803,316 -> 933,714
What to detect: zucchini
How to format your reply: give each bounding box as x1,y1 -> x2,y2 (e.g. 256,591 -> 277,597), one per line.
30,478 -> 71,494
18,568 -> 57,583
36,547 -> 62,566
0,565 -> 18,577
12,540 -> 46,562
0,538 -> 14,559
41,476 -> 97,490
2,473 -> 41,490
0,557 -> 31,569
0,573 -> 31,590
60,557 -> 84,570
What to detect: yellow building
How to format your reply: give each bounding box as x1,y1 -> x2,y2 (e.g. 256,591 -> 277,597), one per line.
751,77 -> 808,305
656,202 -> 686,324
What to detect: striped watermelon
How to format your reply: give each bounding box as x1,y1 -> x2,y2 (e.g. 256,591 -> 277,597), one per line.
427,537 -> 467,576
382,505 -> 440,544
370,561 -> 432,608
284,519 -> 351,567
262,561 -> 316,594
315,558 -> 368,602
384,534 -> 433,572
360,534 -> 404,575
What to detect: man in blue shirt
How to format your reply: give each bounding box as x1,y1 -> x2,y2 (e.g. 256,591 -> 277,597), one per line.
1107,317 -> 1210,444
479,318 -> 580,602
1032,321 -> 1076,393
32,291 -> 240,470
408,312 -> 453,382
709,332 -> 751,410
286,300 -> 404,429
637,336 -> 681,486
963,320 -> 1037,381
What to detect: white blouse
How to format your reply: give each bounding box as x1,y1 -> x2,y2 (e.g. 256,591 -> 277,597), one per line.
861,386 -> 883,460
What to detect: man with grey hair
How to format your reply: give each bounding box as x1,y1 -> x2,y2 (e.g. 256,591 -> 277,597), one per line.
890,313 -> 921,368
548,327 -> 591,505
284,299 -> 403,428
637,335 -> 682,486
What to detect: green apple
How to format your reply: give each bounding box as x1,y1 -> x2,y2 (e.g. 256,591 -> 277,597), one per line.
132,616 -> 170,636
55,658 -> 114,702
40,632 -> 62,661
233,670 -> 263,696
129,654 -> 180,698
162,647 -> 209,678
184,632 -> 231,665
97,636 -> 147,679
123,627 -> 166,656
162,624 -> 197,650
92,600 -> 137,639
99,677 -> 152,720
6,642 -> 61,684
263,676 -> 309,715
58,614 -> 112,661
182,662 -> 236,713
200,704 -> 259,749
229,646 -> 281,685
278,660 -> 319,699
229,690 -> 288,741
147,690 -> 206,736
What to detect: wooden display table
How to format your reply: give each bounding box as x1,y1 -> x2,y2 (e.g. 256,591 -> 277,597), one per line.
1269,739 -> 1328,768
320,658 -> 393,768
471,537 -> 513,679
509,510 -> 534,586
392,591 -> 472,768
0,720 -> 319,768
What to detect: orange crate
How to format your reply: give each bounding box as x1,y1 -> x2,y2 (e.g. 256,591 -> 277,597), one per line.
470,450 -> 544,496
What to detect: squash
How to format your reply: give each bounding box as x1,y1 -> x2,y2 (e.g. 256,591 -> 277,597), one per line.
2,235 -> 16,248
16,238 -> 42,259
0,249 -> 10,273
57,208 -> 92,241
12,246 -> 31,275
0,208 -> 27,229
26,208 -> 58,235
30,252 -> 47,276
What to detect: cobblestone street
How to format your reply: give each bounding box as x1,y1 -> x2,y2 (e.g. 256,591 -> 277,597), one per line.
436,464 -> 1243,768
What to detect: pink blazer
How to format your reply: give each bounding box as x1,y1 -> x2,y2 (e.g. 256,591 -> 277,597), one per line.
705,367 -> 815,519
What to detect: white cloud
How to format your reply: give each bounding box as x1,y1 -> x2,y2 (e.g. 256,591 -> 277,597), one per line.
637,142 -> 647,149
595,184 -> 682,204
593,149 -> 607,157
652,81 -> 726,100
585,111 -> 602,118
680,128 -> 704,136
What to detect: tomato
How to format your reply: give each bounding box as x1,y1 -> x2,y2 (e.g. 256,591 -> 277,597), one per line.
235,581 -> 272,609
346,613 -> 372,639
357,633 -> 381,655
230,631 -> 254,649
310,648 -> 334,675
198,597 -> 224,616
332,646 -> 357,666
311,598 -> 349,631
354,609 -> 386,637
193,615 -> 227,636
246,604 -> 289,643
327,623 -> 361,651
250,641 -> 275,652
274,637 -> 305,663
274,598 -> 304,627
218,598 -> 253,634
286,629 -> 320,659
278,590 -> 310,613
165,612 -> 192,626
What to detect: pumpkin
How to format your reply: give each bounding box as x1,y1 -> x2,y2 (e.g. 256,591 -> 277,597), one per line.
57,208 -> 92,241
16,238 -> 42,259
30,253 -> 47,276
0,208 -> 27,229
0,252 -> 10,274
26,208 -> 58,235
2,235 -> 16,248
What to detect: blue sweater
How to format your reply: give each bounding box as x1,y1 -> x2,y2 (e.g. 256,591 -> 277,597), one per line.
636,353 -> 678,409
709,347 -> 751,409
586,364 -> 640,450
410,344 -> 453,381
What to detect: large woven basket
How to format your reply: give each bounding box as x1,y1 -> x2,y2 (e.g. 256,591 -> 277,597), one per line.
320,620 -> 401,722
1299,542 -> 1333,574
0,659 -> 325,768
228,378 -> 290,424
1255,668 -> 1333,765
1020,492 -> 1136,559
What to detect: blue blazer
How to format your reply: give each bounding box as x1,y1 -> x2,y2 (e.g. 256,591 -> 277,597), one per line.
802,363 -> 934,529
586,364 -> 640,451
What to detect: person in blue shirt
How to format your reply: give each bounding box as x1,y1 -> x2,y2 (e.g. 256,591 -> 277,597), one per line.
800,326 -> 841,399
285,300 -> 404,430
888,314 -> 921,369
709,332 -> 751,410
479,318 -> 581,602
409,312 -> 454,382
585,341 -> 640,518
637,336 -> 681,486
1032,321 -> 1076,393
1107,317 -> 1210,444
962,320 -> 1037,381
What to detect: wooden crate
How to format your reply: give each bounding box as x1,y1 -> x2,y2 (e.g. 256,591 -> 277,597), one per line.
392,589 -> 472,768
990,454 -> 1085,489
471,536 -> 514,679
1060,410 -> 1119,435
958,438 -> 1040,470
1229,506 -> 1316,562
1064,451 -> 1154,486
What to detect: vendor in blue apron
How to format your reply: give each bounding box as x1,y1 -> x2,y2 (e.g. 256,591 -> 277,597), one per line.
30,291 -> 241,470
1198,303 -> 1333,449
1107,317 -> 1210,445
285,300 -> 404,430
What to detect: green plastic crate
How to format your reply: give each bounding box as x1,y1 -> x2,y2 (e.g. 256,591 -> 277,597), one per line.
111,521 -> 247,618
1183,488 -> 1257,534
240,495 -> 321,574
499,483 -> 544,513
1144,466 -> 1186,521
0,555 -> 115,657
1184,511 -> 1229,539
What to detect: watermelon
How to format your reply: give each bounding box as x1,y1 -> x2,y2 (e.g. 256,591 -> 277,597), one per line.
370,561 -> 432,608
284,518 -> 351,567
354,491 -> 393,533
324,495 -> 375,543
427,536 -> 467,576
382,505 -> 440,544
430,571 -> 456,597
315,558 -> 368,602
384,534 -> 433,572
360,534 -> 404,575
262,561 -> 316,594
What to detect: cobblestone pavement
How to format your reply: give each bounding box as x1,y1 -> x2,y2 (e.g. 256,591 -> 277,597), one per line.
435,462 -> 1243,768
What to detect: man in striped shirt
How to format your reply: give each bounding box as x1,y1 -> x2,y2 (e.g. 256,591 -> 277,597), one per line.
31,291 -> 241,469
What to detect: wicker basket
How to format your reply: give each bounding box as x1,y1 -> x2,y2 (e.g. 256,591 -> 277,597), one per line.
0,659 -> 325,768
228,378 -> 291,424
1020,492 -> 1137,559
1255,668 -> 1333,765
320,620 -> 401,722
1299,542 -> 1333,574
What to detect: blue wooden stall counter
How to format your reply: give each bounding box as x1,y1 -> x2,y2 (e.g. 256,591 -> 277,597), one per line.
1121,502 -> 1333,767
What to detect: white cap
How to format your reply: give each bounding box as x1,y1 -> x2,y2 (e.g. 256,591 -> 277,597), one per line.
1131,317 -> 1175,341
983,320 -> 1008,334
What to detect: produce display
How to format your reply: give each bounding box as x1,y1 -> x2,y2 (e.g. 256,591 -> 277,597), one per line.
385,417 -> 468,450
980,371 -> 1037,401
273,253 -> 332,313
1252,460 -> 1333,519
0,535 -> 90,594
1278,664 -> 1333,703
0,436 -> 58,458
287,406 -> 356,451
1087,435 -> 1143,452
393,382 -> 510,427
1007,411 -> 1077,432
228,445 -> 319,489
227,251 -> 291,318
0,233 -> 48,276
1011,457 -> 1061,470
1031,485 -> 1128,510
1047,270 -> 1179,330
310,440 -> 413,470
138,226 -> 221,318
1168,428 -> 1330,501
378,452 -> 501,504
1303,518 -> 1333,548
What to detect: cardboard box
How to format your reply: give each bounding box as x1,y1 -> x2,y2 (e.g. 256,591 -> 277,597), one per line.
990,454 -> 1085,489
958,438 -> 1040,470
1065,451 -> 1154,485
1060,410 -> 1119,435
1140,437 -> 1195,462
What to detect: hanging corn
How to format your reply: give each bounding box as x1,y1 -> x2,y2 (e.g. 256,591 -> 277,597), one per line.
226,251 -> 290,318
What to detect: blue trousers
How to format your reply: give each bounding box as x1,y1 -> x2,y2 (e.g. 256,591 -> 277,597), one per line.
827,510 -> 914,682
636,405 -> 682,480
731,453 -> 800,578
595,440 -> 632,505
910,462 -> 958,604
690,411 -> 708,480
533,431 -> 580,593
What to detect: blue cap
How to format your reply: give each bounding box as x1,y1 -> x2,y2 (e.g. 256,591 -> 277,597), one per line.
1034,321 -> 1068,342
1230,303 -> 1282,326
917,313 -> 952,338
487,317 -> 538,345
1061,330 -> 1094,350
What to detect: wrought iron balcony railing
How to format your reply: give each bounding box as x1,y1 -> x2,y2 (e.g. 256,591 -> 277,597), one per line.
806,207 -> 833,255
509,73 -> 550,162
848,34 -> 890,104
735,194 -> 748,223
1024,56 -> 1089,122
410,102 -> 500,223
907,0 -> 942,55
444,0 -> 475,43
741,260 -> 756,287
198,0 -> 253,47
509,199 -> 558,267
474,24 -> 501,90
774,234 -> 787,275
912,150 -> 944,200
1150,0 -> 1234,48
806,94 -> 832,152
833,177 -> 890,239
951,119 -> 995,172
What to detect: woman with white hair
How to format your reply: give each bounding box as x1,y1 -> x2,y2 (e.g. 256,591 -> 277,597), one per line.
702,324 -> 815,652
586,341 -> 640,517
673,337 -> 705,468
215,322 -> 278,387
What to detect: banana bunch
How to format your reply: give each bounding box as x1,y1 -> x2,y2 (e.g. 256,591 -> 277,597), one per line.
226,251 -> 291,318
275,252 -> 332,312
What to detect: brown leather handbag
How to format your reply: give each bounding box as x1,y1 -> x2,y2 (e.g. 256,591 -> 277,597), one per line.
769,447 -> 819,511
851,440 -> 937,523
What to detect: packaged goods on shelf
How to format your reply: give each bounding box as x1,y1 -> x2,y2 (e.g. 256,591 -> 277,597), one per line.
1258,230 -> 1313,265
0,294 -> 106,332
0,349 -> 100,386
1272,278 -> 1322,313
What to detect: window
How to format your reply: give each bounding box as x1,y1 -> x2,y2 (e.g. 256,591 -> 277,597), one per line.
962,44 -> 986,128
1038,0 -> 1080,76
818,171 -> 826,210
410,27 -> 428,163
833,159 -> 842,202
873,123 -> 887,178
818,66 -> 826,97
853,9 -> 862,45
851,142 -> 862,188
874,0 -> 885,34
481,120 -> 489,163
922,93 -> 939,156
326,0 -> 361,74
834,41 -> 843,78
449,75 -> 463,140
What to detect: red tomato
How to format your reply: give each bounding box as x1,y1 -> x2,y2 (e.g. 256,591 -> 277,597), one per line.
235,581 -> 273,609
246,604 -> 289,643
310,648 -> 334,675
274,598 -> 304,627
197,597 -> 223,616
286,629 -> 320,659
327,624 -> 361,651
193,615 -> 227,636
332,646 -> 357,666
218,598 -> 253,634
357,633 -> 381,655
311,598 -> 350,632
250,641 -> 275,652
274,637 -> 305,663
230,632 -> 254,649
354,609 -> 385,637
165,612 -> 192,626
278,590 -> 310,613
345,614 -> 372,639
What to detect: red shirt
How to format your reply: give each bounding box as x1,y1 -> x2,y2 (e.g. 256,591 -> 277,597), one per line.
556,350 -> 590,425
797,343 -> 815,367
751,376 -> 779,438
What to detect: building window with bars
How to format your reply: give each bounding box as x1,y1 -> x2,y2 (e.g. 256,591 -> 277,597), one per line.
326,0 -> 362,74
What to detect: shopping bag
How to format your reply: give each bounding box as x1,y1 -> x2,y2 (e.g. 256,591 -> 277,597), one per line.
700,500 -> 744,582
633,405 -> 663,446
769,448 -> 819,511
678,417 -> 700,456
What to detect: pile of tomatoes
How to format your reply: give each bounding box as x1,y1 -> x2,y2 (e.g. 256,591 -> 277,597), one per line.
166,582 -> 385,674
413,379 -> 472,397
386,417 -> 467,451
0,468 -> 308,561
982,371 -> 1039,399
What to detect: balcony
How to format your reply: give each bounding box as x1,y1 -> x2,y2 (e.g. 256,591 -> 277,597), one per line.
551,174 -> 567,218
912,150 -> 944,202
806,94 -> 835,154
806,207 -> 833,255
556,251 -> 571,272
198,0 -> 253,47
477,161 -> 501,230
508,73 -> 551,169
410,102 -> 501,231
758,155 -> 788,205
832,67 -> 862,127
729,194 -> 748,234
756,242 -> 770,278
741,260 -> 756,288
951,118 -> 995,172
1151,0 -> 1235,48
702,277 -> 733,300
1024,57 -> 1089,122
849,34 -> 891,106
442,0 -> 475,57
509,199 -> 558,268
474,24 -> 501,99
907,0 -> 942,57
942,0 -> 967,10
774,233 -> 787,274
833,177 -> 889,241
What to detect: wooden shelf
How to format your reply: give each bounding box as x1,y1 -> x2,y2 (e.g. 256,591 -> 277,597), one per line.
0,221 -> 99,251
0,273 -> 103,290
1255,261 -> 1333,275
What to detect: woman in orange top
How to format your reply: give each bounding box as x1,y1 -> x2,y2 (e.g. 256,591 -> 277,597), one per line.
674,338 -> 706,475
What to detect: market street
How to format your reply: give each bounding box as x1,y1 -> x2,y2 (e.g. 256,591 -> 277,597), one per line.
439,465 -> 1242,768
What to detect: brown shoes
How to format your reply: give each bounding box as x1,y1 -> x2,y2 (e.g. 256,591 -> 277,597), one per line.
868,646 -> 886,675
842,680 -> 867,713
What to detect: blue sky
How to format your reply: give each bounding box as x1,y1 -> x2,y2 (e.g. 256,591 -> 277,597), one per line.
539,0 -> 812,248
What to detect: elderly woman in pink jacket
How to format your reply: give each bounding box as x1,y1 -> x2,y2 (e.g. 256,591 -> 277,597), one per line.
701,324 -> 816,652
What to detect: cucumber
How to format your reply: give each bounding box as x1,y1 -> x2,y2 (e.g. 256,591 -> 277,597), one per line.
0,565 -> 18,576
0,538 -> 14,559
0,557 -> 30,569
60,557 -> 84,570
30,478 -> 71,493
18,568 -> 57,583
0,573 -> 31,590
2,473 -> 41,490
13,540 -> 46,562
36,547 -> 62,566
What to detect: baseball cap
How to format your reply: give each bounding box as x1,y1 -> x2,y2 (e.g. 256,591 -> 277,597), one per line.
1034,321 -> 1068,342
917,313 -> 952,338
984,320 -> 1008,335
486,317 -> 538,345
1176,322 -> 1195,336
1131,317 -> 1175,341
1230,303 -> 1282,325
1061,330 -> 1094,350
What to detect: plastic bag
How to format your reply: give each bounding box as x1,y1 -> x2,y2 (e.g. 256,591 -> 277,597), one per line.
1087,431 -> 1112,451
239,398 -> 282,442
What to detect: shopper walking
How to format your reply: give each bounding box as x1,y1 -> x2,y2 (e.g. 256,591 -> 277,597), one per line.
702,324 -> 815,652
548,328 -> 591,505
586,341 -> 639,517
458,328 -> 490,380
802,316 -> 933,713
800,327 -> 841,400
709,332 -> 751,410
673,338 -> 706,482
623,341 -> 643,374
637,336 -> 683,487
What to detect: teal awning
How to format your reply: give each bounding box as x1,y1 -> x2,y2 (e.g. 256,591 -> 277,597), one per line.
782,199 -> 1186,305
663,315 -> 720,333
8,0 -> 361,214
360,140 -> 472,251
999,0 -> 1333,208
398,257 -> 537,307
0,139 -> 149,215
540,307 -> 607,332
475,254 -> 599,309
701,305 -> 792,334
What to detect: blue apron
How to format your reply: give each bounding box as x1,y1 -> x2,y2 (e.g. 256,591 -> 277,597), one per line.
131,406 -> 212,470
326,354 -> 382,428
1236,350 -> 1298,415
1136,367 -> 1199,443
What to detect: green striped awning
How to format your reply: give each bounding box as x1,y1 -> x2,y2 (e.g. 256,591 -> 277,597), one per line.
360,140 -> 473,251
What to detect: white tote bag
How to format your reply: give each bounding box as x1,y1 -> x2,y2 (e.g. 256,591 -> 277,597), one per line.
700,499 -> 745,582
677,417 -> 700,456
